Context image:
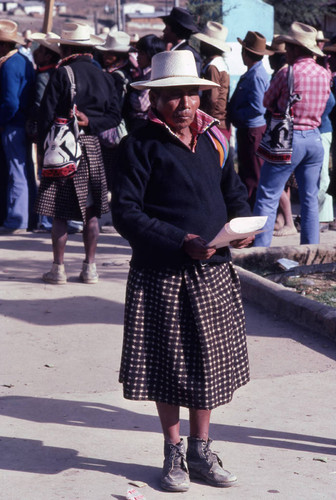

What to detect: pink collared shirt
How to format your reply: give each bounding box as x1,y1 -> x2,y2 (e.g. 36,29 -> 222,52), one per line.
263,57 -> 331,130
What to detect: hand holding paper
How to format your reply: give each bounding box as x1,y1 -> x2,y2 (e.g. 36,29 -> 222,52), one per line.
207,216 -> 268,249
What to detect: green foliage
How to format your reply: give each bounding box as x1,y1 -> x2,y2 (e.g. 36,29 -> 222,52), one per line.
264,0 -> 336,33
187,0 -> 228,29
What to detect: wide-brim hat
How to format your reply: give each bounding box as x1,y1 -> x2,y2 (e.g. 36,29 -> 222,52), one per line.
276,22 -> 324,57
96,30 -> 131,52
237,30 -> 274,56
161,7 -> 198,33
131,50 -> 219,90
48,22 -> 104,47
323,43 -> 336,54
268,34 -> 286,54
192,21 -> 231,53
0,19 -> 24,45
30,32 -> 61,54
316,30 -> 329,43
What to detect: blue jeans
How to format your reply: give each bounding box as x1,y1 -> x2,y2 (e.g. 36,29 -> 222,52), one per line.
254,129 -> 324,246
2,125 -> 33,229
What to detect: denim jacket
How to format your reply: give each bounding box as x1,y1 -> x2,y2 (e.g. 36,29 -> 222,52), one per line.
229,60 -> 270,129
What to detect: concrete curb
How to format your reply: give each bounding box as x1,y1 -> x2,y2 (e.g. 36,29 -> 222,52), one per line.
236,265 -> 336,341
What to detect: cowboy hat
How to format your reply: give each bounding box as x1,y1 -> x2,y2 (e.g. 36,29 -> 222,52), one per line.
161,7 -> 198,33
131,50 -> 219,90
316,30 -> 329,43
30,32 -> 61,54
268,35 -> 286,54
276,22 -> 324,57
96,30 -> 131,52
0,19 -> 24,45
192,21 -> 231,53
48,22 -> 104,47
237,31 -> 274,56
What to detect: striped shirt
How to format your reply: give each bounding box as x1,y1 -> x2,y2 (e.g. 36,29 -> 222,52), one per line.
263,57 -> 331,130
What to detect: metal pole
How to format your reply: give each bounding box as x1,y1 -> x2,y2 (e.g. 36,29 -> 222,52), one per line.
42,0 -> 55,33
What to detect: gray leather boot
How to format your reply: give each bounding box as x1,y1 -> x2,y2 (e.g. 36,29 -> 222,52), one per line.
187,437 -> 237,487
160,438 -> 190,492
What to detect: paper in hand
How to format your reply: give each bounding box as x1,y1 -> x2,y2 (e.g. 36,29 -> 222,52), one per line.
207,216 -> 268,249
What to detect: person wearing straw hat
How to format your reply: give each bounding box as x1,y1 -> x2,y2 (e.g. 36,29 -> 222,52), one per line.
228,31 -> 273,209
192,21 -> 231,139
254,22 -> 330,247
112,50 -> 252,492
0,19 -> 35,235
35,22 -> 121,284
161,6 -> 202,75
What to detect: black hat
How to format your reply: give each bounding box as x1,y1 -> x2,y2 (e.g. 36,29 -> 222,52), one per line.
161,7 -> 198,33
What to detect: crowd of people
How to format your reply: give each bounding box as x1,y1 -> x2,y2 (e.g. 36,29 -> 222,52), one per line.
1,7 -> 336,494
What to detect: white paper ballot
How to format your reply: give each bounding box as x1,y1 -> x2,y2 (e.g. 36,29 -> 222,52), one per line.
207,216 -> 268,249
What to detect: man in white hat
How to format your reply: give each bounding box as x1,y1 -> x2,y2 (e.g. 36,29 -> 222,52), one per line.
35,22 -> 121,284
112,50 -> 252,493
192,21 -> 231,138
0,19 -> 35,234
254,22 -> 331,246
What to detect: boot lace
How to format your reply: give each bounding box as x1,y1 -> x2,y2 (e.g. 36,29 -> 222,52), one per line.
167,443 -> 189,472
203,439 -> 223,468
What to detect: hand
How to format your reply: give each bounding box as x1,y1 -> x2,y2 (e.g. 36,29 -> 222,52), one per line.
69,105 -> 89,127
183,234 -> 217,260
230,235 -> 255,249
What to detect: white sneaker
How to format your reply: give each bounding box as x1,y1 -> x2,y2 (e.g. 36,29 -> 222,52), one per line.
43,263 -> 67,285
79,262 -> 98,284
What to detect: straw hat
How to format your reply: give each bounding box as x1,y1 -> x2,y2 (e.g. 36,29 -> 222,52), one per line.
30,32 -> 61,54
131,50 -> 219,90
0,19 -> 24,45
48,22 -> 104,47
192,21 -> 231,53
276,22 -> 324,57
268,34 -> 286,54
23,29 -> 32,42
238,31 -> 274,56
161,7 -> 198,33
96,30 -> 131,52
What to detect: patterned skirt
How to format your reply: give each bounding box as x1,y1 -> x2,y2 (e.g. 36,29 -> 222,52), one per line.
35,135 -> 109,224
120,262 -> 250,410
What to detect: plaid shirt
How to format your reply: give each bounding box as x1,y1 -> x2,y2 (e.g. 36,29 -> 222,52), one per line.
263,57 -> 331,130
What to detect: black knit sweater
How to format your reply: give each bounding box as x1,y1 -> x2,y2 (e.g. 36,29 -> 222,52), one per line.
112,121 -> 251,269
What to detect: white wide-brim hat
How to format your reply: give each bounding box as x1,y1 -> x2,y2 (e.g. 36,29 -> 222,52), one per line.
277,22 -> 324,57
0,19 -> 24,45
96,30 -> 131,52
48,22 -> 104,47
30,32 -> 61,54
131,50 -> 219,90
192,21 -> 231,53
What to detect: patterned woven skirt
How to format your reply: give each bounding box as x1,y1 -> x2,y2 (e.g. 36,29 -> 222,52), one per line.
120,262 -> 250,410
35,135 -> 109,224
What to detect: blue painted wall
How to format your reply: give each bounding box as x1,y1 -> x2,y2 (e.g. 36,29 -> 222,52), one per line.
223,0 -> 274,42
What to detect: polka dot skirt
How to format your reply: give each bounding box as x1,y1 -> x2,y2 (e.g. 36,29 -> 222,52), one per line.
119,262 -> 250,410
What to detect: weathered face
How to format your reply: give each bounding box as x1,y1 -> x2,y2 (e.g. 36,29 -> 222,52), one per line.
150,87 -> 200,133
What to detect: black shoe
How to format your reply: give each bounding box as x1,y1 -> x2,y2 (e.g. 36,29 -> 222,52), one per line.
187,437 -> 237,488
160,439 -> 190,492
